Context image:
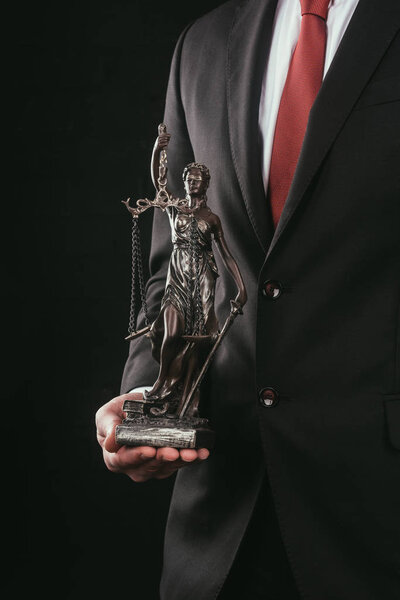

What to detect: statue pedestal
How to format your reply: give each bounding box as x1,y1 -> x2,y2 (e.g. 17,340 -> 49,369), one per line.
115,394 -> 215,449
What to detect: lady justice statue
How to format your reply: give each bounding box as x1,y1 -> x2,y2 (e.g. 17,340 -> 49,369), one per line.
115,125 -> 246,449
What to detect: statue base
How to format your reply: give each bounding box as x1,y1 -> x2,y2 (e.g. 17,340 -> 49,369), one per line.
115,393 -> 215,449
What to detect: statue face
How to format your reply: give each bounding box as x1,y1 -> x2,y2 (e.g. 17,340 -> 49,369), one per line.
184,168 -> 208,198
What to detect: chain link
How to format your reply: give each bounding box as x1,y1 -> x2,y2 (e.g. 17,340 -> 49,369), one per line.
134,219 -> 149,327
128,218 -> 149,335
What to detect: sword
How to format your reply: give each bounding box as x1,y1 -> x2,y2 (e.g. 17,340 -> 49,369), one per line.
178,299 -> 243,418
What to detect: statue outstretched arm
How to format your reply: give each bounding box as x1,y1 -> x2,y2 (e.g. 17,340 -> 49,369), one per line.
123,125 -> 183,217
151,124 -> 172,194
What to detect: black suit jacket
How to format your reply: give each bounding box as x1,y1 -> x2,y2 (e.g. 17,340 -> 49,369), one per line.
121,1 -> 400,598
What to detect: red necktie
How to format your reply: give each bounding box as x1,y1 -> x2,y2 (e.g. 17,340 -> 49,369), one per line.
268,0 -> 330,228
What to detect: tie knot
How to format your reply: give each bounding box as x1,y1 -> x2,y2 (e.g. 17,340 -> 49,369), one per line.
300,0 -> 330,20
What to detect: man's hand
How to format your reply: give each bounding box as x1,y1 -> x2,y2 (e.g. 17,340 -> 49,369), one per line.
95,394 -> 210,483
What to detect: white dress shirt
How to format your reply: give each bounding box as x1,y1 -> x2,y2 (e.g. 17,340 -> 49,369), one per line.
259,0 -> 360,194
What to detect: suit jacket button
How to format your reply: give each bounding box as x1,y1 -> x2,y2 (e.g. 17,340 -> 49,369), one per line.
259,387 -> 279,407
262,280 -> 282,299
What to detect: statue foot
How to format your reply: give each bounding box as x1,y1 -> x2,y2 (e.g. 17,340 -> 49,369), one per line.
144,387 -> 173,402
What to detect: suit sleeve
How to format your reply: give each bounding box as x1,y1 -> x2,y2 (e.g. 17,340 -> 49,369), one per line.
120,24 -> 195,394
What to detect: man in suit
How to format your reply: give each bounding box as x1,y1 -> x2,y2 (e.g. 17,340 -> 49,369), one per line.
96,0 -> 400,598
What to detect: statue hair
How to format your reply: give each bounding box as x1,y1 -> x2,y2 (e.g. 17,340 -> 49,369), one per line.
182,162 -> 211,186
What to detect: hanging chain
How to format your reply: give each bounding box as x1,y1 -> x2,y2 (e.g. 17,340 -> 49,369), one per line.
125,125 -> 174,337
128,219 -> 137,335
134,218 -> 149,327
128,218 -> 149,335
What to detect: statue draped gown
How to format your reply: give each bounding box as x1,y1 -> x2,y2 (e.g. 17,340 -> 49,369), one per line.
148,206 -> 220,408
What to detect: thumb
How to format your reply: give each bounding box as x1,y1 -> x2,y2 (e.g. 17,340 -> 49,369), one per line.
103,420 -> 122,453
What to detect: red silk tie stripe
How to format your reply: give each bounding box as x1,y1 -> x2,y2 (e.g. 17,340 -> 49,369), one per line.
268,0 -> 330,228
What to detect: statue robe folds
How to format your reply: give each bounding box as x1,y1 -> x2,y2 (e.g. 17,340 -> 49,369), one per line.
148,207 -> 220,404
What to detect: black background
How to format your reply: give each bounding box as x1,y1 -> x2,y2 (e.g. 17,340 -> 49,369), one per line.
7,1 -> 225,598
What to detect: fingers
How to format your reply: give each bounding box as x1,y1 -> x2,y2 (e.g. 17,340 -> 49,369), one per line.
152,448 -> 210,481
103,445 -> 210,483
190,448 -> 210,461
103,445 -> 156,475
156,447 -> 180,461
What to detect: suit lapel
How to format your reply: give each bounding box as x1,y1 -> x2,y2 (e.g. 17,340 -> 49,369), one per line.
227,0 -> 278,254
266,0 -> 400,259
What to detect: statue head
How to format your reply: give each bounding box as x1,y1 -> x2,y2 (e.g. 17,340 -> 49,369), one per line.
183,163 -> 210,200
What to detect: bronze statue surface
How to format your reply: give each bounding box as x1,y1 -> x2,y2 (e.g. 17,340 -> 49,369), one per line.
116,125 -> 246,448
